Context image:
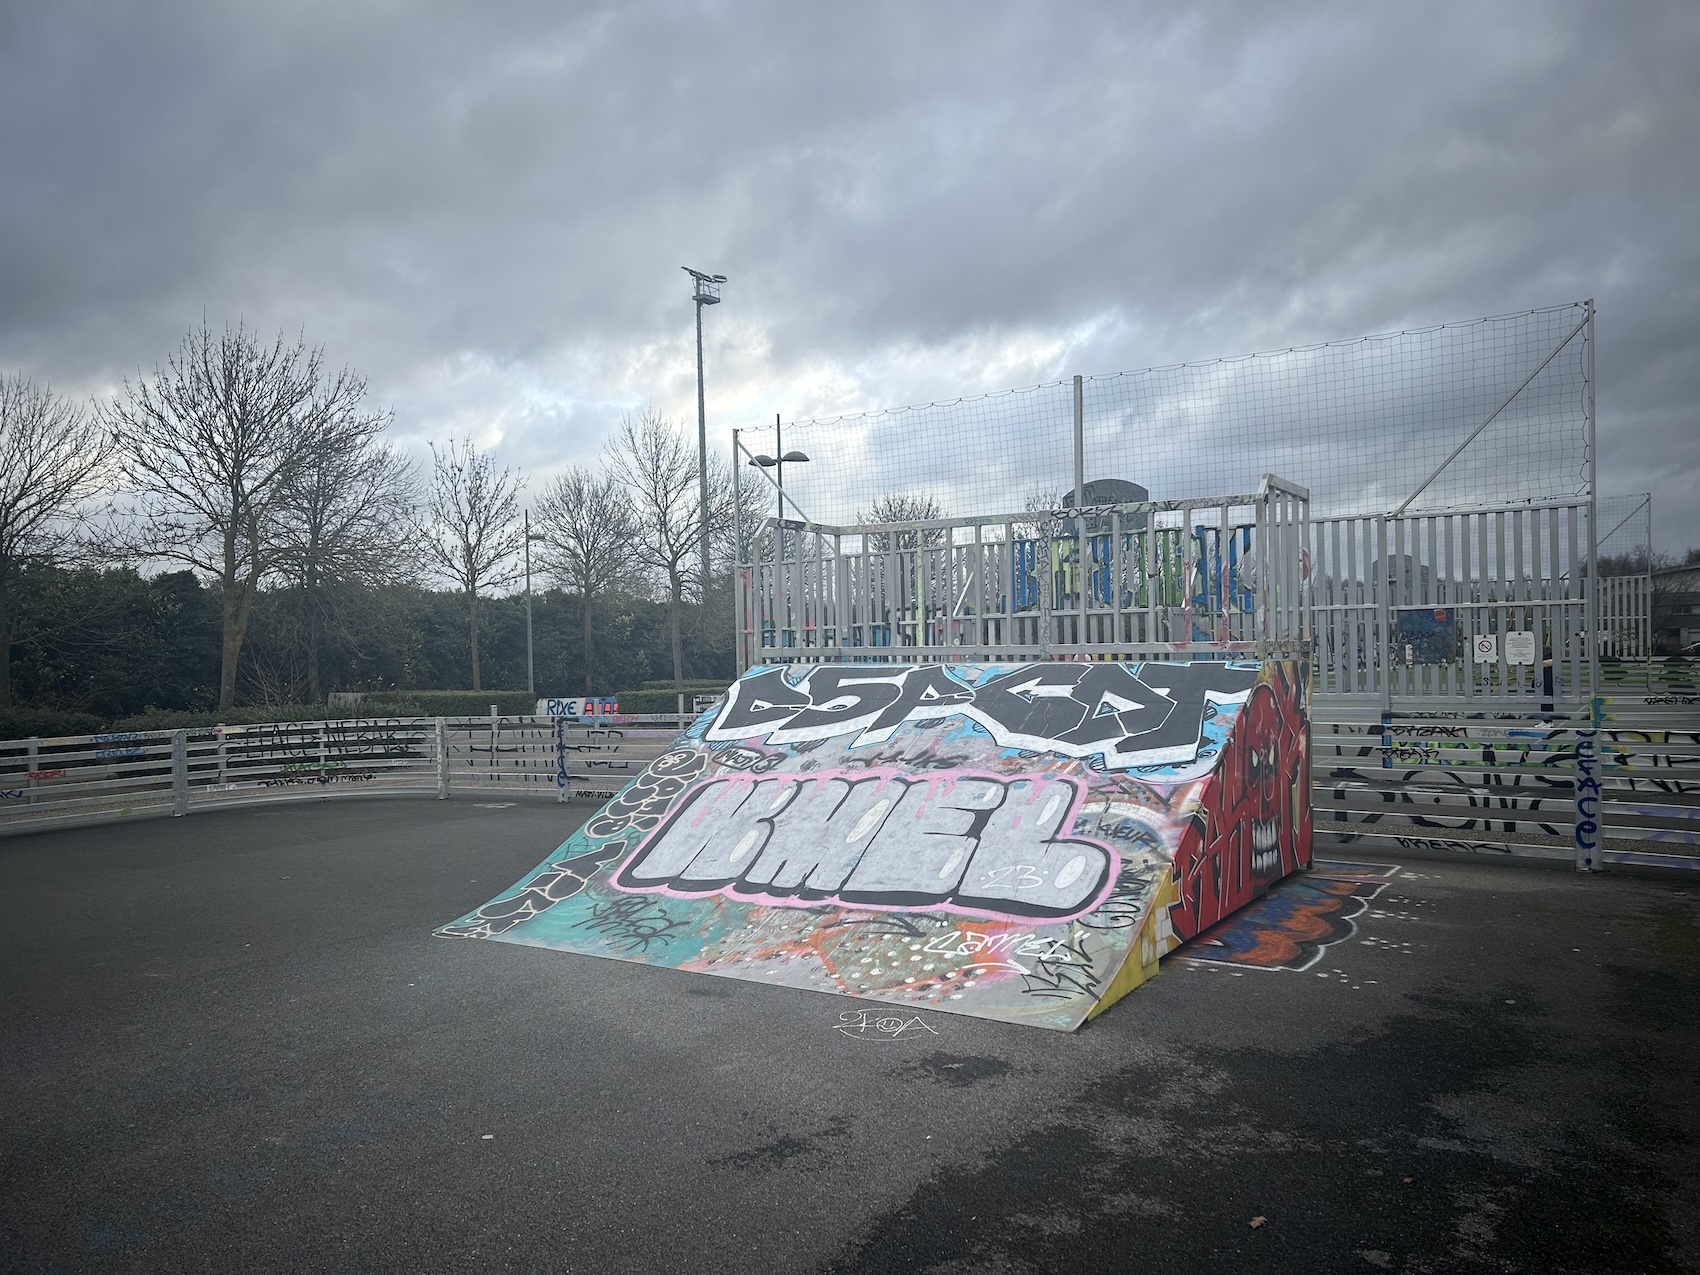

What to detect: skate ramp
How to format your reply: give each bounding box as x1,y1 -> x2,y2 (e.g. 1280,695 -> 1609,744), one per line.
438,658 -> 1311,1031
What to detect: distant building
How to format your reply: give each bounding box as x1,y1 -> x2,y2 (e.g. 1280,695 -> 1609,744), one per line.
1652,564 -> 1700,653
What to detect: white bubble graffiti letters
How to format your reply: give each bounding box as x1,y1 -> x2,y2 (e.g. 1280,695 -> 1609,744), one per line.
614,771 -> 1117,921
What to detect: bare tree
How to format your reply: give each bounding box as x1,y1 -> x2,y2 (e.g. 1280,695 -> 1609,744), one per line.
106,321 -> 367,710
860,491 -> 946,550
272,415 -> 418,702
0,373 -> 110,708
534,464 -> 634,697
420,437 -> 522,691
608,409 -> 705,693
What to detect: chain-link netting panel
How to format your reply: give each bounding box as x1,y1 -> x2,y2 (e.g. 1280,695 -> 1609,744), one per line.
1597,492 -> 1653,570
770,382 -> 1076,526
765,303 -> 1592,524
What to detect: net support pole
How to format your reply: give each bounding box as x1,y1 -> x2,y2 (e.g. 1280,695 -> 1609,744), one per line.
1585,298 -> 1599,702
1072,375 -> 1085,507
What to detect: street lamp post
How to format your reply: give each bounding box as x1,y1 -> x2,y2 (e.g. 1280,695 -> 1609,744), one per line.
683,266 -> 725,597
524,511 -> 546,696
748,412 -> 810,522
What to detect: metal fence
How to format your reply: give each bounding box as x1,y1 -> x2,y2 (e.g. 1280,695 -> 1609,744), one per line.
1306,498 -> 1596,707
0,716 -> 689,836
734,475 -> 1311,669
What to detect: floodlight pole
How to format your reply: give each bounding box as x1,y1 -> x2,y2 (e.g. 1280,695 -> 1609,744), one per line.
525,510 -> 535,695
524,512 -> 546,696
685,267 -> 724,600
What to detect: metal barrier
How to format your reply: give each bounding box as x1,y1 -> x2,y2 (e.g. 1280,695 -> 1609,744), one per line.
1306,498 -> 1596,707
1312,692 -> 1699,871
735,475 -> 1311,669
0,715 -> 690,836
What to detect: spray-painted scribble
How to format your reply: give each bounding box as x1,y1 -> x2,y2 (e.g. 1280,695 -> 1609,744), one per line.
1181,861 -> 1396,972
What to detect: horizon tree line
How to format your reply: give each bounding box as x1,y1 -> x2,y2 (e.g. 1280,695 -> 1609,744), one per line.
0,319 -> 763,712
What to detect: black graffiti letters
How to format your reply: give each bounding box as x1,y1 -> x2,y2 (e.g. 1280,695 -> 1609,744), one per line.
615,773 -> 1115,920
706,661 -> 1258,769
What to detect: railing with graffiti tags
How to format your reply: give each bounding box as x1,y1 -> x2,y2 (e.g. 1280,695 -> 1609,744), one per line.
0,715 -> 688,835
1309,694 -> 1700,870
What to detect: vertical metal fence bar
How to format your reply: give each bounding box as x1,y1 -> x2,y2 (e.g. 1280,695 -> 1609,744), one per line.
436,717 -> 450,799
172,730 -> 189,816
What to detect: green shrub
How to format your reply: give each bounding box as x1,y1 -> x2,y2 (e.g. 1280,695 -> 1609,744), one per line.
636,679 -> 732,693
357,690 -> 542,717
106,705 -> 364,731
0,708 -> 108,742
614,689 -> 721,716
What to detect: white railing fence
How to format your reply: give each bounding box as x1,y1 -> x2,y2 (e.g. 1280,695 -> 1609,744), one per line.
0,715 -> 689,836
735,475 -> 1311,669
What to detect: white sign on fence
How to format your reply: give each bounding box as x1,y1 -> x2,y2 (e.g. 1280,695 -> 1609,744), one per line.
1472,634 -> 1498,663
1503,631 -> 1538,666
538,697 -> 619,718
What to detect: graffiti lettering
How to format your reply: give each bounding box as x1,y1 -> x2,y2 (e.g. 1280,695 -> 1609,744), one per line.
1018,934 -> 1102,1000
1574,731 -> 1601,865
615,771 -> 1115,921
707,661 -> 1259,769
582,895 -> 688,954
25,769 -> 65,780
438,841 -> 631,938
832,1010 -> 939,1041
1393,835 -> 1510,854
259,770 -> 376,789
711,745 -> 784,774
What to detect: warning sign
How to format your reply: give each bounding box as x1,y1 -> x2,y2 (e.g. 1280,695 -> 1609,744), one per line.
1472,634 -> 1498,663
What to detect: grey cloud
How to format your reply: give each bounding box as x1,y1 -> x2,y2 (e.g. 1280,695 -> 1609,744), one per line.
2,0 -> 1696,546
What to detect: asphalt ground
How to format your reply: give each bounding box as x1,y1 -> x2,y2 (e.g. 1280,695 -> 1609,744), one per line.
2,798 -> 1697,1275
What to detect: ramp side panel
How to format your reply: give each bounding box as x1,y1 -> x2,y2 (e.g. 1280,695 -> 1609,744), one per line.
1166,658 -> 1313,948
439,659 -> 1306,1031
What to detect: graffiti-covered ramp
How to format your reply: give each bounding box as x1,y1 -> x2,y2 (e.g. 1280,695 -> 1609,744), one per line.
437,659 -> 1311,1031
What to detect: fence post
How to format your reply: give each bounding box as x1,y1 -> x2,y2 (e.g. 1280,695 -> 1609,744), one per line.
171,729 -> 189,816
436,717 -> 450,799
1573,695 -> 1602,872
26,736 -> 38,805
216,726 -> 227,788
1072,374 -> 1085,507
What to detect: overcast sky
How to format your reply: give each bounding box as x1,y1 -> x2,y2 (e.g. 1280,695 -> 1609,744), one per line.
4,1 -> 1696,550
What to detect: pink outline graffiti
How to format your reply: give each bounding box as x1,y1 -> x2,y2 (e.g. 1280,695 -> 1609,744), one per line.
610,766 -> 1123,924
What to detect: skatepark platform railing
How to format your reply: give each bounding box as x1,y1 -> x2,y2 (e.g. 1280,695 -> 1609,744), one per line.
0,715 -> 689,836
734,474 -> 1311,671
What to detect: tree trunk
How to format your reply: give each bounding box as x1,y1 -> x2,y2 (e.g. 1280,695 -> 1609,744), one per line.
0,570 -> 11,711
305,566 -> 322,704
670,569 -> 684,692
581,589 -> 594,697
468,588 -> 481,691
221,563 -> 265,712
218,576 -> 243,711
306,601 -> 322,704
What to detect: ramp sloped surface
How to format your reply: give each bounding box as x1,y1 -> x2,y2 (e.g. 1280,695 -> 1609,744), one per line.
439,659 -> 1311,1030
